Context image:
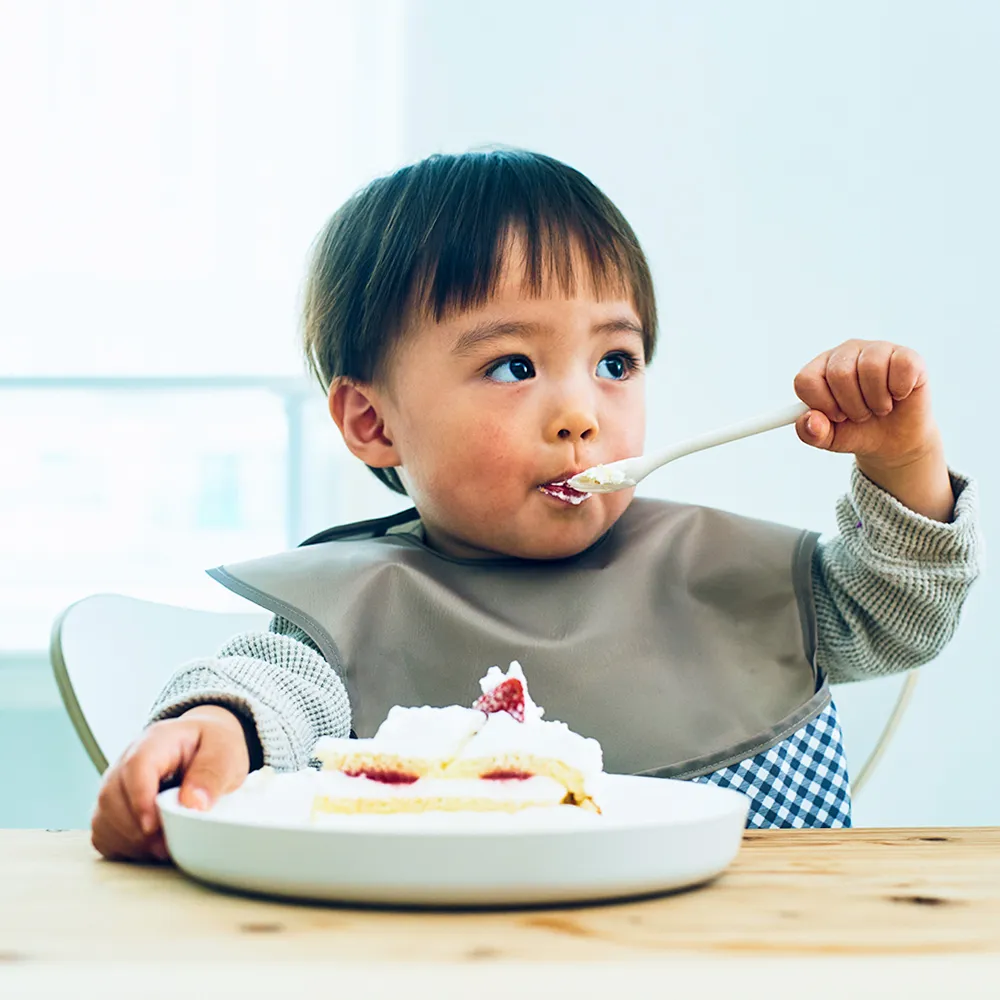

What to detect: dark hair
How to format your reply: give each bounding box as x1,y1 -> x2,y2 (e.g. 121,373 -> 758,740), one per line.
302,148 -> 657,495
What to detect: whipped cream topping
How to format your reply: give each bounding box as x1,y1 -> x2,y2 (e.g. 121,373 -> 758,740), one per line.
313,705 -> 486,765
374,704 -> 487,754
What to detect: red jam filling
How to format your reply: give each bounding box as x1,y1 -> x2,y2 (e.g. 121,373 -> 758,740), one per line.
343,766 -> 420,784
480,768 -> 533,781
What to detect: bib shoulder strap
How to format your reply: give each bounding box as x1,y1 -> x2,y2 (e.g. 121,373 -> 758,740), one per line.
298,507 -> 421,547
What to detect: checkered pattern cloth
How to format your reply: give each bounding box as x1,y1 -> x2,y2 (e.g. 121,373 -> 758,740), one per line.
691,699 -> 852,828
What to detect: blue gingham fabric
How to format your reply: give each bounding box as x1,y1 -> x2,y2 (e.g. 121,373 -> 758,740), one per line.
691,699 -> 852,828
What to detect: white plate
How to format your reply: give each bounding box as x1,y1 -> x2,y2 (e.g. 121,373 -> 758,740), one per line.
157,772 -> 749,907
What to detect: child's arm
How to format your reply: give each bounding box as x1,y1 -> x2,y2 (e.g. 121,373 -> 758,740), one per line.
793,339 -> 984,682
811,466 -> 981,683
146,616 -> 352,772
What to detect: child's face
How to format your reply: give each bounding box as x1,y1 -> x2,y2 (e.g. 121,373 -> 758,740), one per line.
374,241 -> 647,560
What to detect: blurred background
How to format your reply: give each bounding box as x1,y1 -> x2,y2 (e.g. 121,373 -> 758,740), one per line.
0,0 -> 995,829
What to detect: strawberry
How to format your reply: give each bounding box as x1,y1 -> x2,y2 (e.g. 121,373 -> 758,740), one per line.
472,677 -> 526,722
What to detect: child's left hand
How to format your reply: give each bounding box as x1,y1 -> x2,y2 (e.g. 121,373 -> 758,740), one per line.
793,339 -> 940,469
793,339 -> 955,522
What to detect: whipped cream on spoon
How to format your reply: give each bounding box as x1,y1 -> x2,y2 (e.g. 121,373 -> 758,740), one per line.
564,401 -> 809,495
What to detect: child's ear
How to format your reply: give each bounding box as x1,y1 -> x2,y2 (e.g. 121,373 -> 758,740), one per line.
328,379 -> 401,469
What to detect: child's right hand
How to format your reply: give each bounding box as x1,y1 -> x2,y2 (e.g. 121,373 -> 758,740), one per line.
90,704 -> 252,862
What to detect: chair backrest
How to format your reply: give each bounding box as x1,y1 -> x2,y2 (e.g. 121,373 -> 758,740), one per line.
50,594 -> 270,772
831,670 -> 919,797
51,592 -> 918,796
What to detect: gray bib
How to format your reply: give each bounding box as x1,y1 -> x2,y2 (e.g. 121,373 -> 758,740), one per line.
209,498 -> 826,779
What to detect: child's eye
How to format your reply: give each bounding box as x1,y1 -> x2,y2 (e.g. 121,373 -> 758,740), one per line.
596,351 -> 640,381
485,355 -> 536,383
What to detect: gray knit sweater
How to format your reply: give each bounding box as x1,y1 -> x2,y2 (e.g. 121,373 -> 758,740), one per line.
149,467 -> 983,772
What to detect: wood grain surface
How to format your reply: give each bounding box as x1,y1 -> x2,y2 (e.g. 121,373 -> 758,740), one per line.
3,826 -> 999,966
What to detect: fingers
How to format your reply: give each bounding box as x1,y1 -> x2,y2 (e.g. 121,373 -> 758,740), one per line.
888,346 -> 927,401
178,718 -> 250,811
793,349 -> 847,423
795,340 -> 926,424
91,768 -> 142,860
856,342 -> 896,416
91,765 -> 166,862
795,408 -> 835,451
119,721 -> 200,837
91,720 -> 199,862
824,343 -> 870,422
145,828 -> 171,864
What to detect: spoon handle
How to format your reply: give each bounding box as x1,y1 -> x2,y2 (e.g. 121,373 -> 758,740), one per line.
629,401 -> 809,483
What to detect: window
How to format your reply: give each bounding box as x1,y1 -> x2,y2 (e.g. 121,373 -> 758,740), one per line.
0,1 -> 407,653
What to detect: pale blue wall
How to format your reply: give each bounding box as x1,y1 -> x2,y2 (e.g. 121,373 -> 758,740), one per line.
400,0 -> 998,825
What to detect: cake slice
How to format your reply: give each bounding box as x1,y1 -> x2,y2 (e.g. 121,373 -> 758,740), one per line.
313,704 -> 486,782
311,661 -> 603,816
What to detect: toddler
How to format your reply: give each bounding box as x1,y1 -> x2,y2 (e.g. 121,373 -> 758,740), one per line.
90,149 -> 981,860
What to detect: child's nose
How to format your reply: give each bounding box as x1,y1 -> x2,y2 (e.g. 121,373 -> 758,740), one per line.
547,408 -> 599,443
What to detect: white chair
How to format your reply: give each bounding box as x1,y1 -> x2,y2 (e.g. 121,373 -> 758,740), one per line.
49,594 -> 269,772
50,592 -> 918,794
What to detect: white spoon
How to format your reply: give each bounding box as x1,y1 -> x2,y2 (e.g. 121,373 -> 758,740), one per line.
566,401 -> 810,494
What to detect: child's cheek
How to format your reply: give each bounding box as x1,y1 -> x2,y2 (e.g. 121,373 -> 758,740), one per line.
478,422 -> 529,476
422,416 -> 506,479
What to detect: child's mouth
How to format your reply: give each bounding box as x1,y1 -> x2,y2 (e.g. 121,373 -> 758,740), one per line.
537,480 -> 591,505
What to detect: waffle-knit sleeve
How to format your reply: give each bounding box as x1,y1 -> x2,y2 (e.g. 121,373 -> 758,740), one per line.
147,616 -> 352,771
813,466 -> 983,684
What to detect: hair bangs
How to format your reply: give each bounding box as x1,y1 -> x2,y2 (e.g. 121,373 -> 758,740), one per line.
403,152 -> 656,362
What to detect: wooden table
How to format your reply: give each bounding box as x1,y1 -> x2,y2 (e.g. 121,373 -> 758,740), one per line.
3,827 -> 1000,998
